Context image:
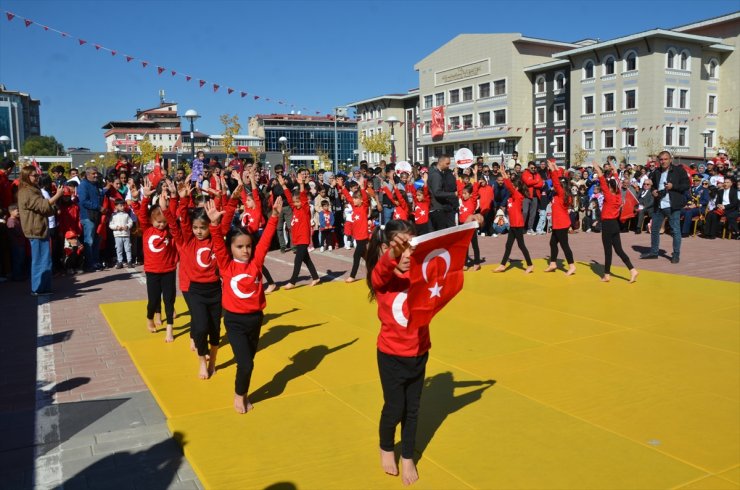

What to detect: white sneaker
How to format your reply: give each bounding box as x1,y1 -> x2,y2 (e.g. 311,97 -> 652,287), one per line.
320,246 -> 325,252
492,233 -> 498,237
327,246 -> 332,251
586,229 -> 592,233
526,230 -> 534,235
536,230 -> 546,235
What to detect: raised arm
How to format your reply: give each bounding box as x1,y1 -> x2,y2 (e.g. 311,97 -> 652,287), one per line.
252,197 -> 282,271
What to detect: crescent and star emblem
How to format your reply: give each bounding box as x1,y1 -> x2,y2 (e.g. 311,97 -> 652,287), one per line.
391,289 -> 409,328
196,247 -> 212,268
421,248 -> 450,299
148,235 -> 165,253
230,273 -> 256,299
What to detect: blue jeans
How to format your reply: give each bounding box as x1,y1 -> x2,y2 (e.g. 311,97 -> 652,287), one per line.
535,209 -> 548,233
81,218 -> 100,269
650,208 -> 682,257
30,237 -> 52,293
680,207 -> 703,235
382,207 -> 394,225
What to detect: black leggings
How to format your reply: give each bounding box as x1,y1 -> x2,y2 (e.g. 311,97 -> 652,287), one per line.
468,233 -> 480,265
377,350 -> 428,459
549,228 -> 574,264
350,239 -> 368,278
416,221 -> 432,235
289,244 -> 319,284
500,227 -> 532,266
255,230 -> 274,286
224,310 -> 264,396
188,281 -> 222,356
320,229 -> 334,249
601,219 -> 633,274
146,271 -> 176,324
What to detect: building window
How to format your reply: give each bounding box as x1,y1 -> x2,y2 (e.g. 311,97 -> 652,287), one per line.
462,86 -> 473,101
449,89 -> 460,104
706,129 -> 715,148
479,112 -> 490,127
422,121 -> 430,134
603,56 -> 615,75
666,87 -> 675,108
462,114 -> 473,129
424,95 -> 433,109
679,89 -> 689,109
494,79 -> 506,95
583,95 -> 594,115
665,126 -> 674,146
583,131 -> 594,150
449,116 -> 460,130
535,76 -> 546,93
479,82 -> 490,99
708,94 -> 717,114
435,92 -> 445,106
624,89 -> 637,110
555,72 -> 566,90
603,129 -> 615,149
536,137 -> 546,154
583,60 -> 594,79
667,49 -> 676,69
603,93 -> 615,112
493,109 -> 506,125
554,103 -> 565,122
555,135 -> 565,153
536,106 -> 546,124
680,50 -> 690,71
678,127 -> 688,147
624,50 -> 638,72
708,59 -> 719,78
624,128 -> 637,147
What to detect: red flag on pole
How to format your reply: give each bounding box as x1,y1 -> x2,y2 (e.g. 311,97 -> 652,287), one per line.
431,106 -> 445,138
620,189 -> 639,222
406,222 -> 477,328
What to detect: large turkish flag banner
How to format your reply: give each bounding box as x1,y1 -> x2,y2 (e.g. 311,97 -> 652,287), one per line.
431,106 -> 445,138
407,222 -> 477,328
620,188 -> 639,222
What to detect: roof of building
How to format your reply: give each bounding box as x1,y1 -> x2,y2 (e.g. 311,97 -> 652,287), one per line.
671,10 -> 740,32
347,91 -> 419,108
135,102 -> 178,117
101,120 -> 159,129
209,134 -> 264,140
252,113 -> 358,123
553,28 -> 734,58
0,84 -> 41,103
515,36 -> 580,48
523,59 -> 571,73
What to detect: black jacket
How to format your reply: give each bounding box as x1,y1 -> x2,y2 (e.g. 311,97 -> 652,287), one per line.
650,165 -> 690,211
428,164 -> 458,212
715,187 -> 739,213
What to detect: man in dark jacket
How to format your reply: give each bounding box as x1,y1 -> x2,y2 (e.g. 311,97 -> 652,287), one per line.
428,155 -> 458,230
640,151 -> 690,263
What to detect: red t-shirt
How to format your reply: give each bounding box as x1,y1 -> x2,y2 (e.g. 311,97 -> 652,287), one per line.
341,186 -> 370,240
599,176 -> 621,220
240,188 -> 263,234
549,171 -> 570,230
284,186 -> 312,245
134,198 -> 178,273
503,179 -> 525,228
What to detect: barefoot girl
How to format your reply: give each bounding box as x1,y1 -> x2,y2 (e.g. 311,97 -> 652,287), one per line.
131,178 -> 178,342
341,176 -> 370,283
166,180 -> 222,378
494,169 -> 534,273
593,163 -> 639,283
544,161 -> 576,275
279,172 -> 320,289
366,219 -> 426,486
239,168 -> 277,294
206,196 -> 283,413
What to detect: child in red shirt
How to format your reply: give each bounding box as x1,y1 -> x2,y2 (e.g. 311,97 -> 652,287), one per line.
280,173 -> 320,289
544,161 -> 577,276
206,196 -> 283,414
494,169 -> 533,273
407,173 -> 431,235
340,177 -> 370,283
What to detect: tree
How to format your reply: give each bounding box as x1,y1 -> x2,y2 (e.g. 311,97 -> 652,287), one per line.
642,136 -> 662,160
718,136 -> 739,163
572,144 -> 588,167
132,140 -> 160,167
22,135 -> 64,156
219,114 -> 241,158
360,132 -> 390,159
314,145 -> 332,171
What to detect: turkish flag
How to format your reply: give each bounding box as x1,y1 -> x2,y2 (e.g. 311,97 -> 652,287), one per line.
431,106 -> 445,138
237,146 -> 249,153
620,188 -> 639,222
406,222 -> 477,328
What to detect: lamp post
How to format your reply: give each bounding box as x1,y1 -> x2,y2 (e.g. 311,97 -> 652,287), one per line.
498,138 -> 506,165
183,109 -> 200,160
334,107 -> 347,175
701,130 -> 711,163
278,136 -> 288,170
385,116 -> 399,164
0,135 -> 9,157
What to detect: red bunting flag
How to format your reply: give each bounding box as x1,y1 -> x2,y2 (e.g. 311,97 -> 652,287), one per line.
43,26 -> 48,31
126,55 -> 133,62
78,39 -> 86,45
240,92 -> 247,98
254,96 -> 260,100
199,80 -> 206,87
525,128 -> 529,133
316,111 -> 321,115
110,50 -> 116,56
227,88 -> 234,94
94,44 -> 101,50
186,75 -> 192,81
157,66 -> 165,75
405,222 -> 477,329
24,19 -> 32,27
278,101 -> 284,105
265,98 -> 271,102
213,84 -> 219,92
6,12 -> 14,21
507,127 -> 512,131
171,70 -> 176,76
142,61 -> 148,68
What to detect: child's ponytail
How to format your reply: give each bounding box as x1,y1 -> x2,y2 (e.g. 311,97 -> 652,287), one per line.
365,219 -> 416,302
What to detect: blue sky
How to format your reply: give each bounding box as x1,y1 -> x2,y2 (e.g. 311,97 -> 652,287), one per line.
0,0 -> 737,151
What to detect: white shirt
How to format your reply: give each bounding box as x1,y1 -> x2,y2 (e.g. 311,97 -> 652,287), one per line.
722,189 -> 731,206
658,170 -> 670,209
41,189 -> 57,228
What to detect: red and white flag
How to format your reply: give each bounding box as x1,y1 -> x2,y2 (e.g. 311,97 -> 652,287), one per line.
620,188 -> 639,222
31,158 -> 41,173
431,106 -> 445,138
406,222 -> 477,328
237,146 -> 249,153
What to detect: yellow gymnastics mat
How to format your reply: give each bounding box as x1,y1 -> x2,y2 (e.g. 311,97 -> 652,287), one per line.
100,260 -> 740,489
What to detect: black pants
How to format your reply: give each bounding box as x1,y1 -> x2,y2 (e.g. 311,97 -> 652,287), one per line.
188,281 -> 222,356
289,244 -> 319,284
146,271 -> 176,324
262,266 -> 274,286
377,350 -> 428,459
705,211 -> 738,238
468,233 -> 480,265
500,227 -> 532,266
601,219 -> 633,274
549,228 -> 574,264
224,310 -> 264,396
350,239 -> 368,278
430,209 -> 455,231
320,229 -> 334,249
182,291 -> 193,339
416,221 -> 432,235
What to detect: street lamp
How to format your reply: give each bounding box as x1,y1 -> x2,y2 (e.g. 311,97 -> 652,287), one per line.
0,135 -> 9,157
334,107 -> 348,175
385,116 -> 399,164
701,130 -> 711,162
183,109 -> 200,160
278,136 -> 288,169
498,138 -> 506,165
9,149 -> 17,163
